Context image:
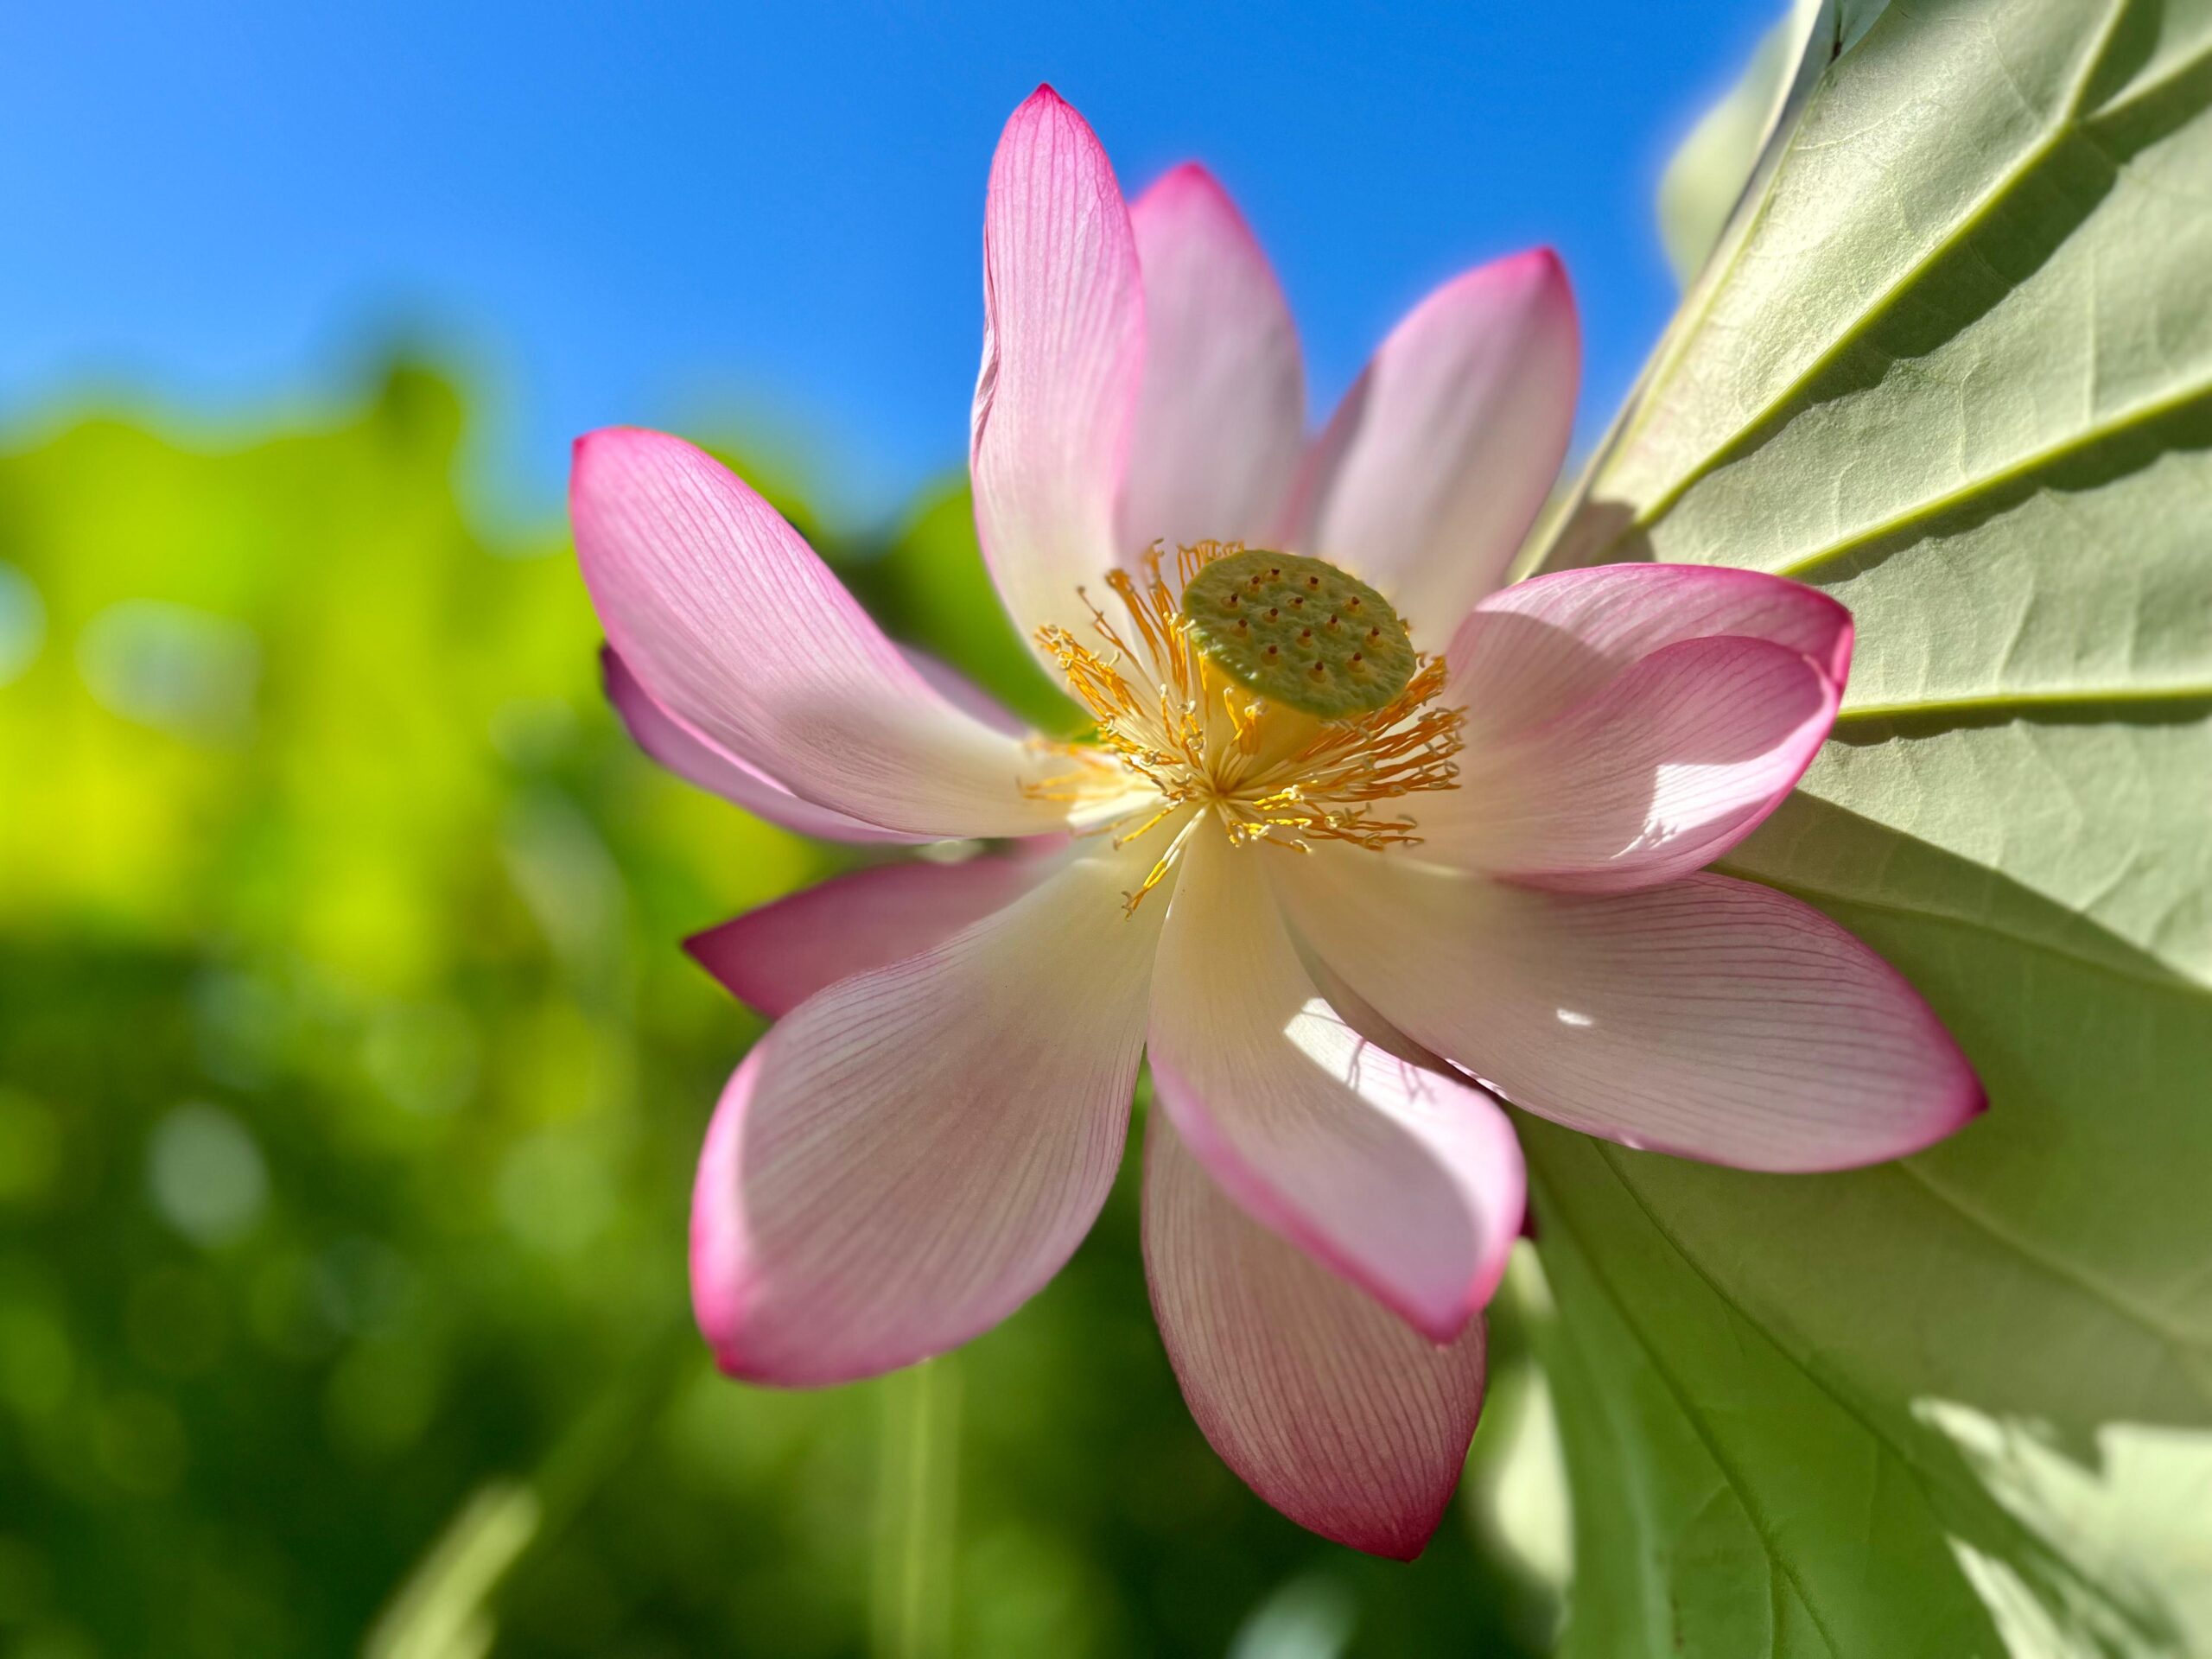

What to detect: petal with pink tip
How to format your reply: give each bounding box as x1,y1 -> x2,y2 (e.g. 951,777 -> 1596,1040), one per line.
1285,250 -> 1577,639
603,648 -> 923,844
686,854 -> 1058,1019
1279,855 -> 1984,1173
573,427 -> 1064,839
1144,1114 -> 1488,1560
1148,833 -> 1522,1340
971,86 -> 1145,662
1120,164 -> 1305,557
1446,563 -> 1853,745
690,841 -> 1163,1385
1424,635 -> 1839,892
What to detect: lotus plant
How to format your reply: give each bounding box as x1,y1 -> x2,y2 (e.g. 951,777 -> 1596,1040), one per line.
569,86 -> 1981,1557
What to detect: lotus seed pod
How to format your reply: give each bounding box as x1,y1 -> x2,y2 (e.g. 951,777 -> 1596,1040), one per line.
1180,549 -> 1417,717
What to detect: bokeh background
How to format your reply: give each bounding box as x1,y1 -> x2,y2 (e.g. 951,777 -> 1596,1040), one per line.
1,4 -> 1772,1655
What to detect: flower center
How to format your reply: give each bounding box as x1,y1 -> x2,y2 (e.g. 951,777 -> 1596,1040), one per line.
1028,542 -> 1464,910
1181,548 -> 1419,716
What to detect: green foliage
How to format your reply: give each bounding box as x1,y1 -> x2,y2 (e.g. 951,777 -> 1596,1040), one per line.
1530,0 -> 2212,1649
0,371 -> 1548,1656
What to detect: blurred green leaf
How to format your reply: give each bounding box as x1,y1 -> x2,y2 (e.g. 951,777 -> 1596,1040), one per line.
1532,0 -> 2212,1648
1656,2 -> 1806,286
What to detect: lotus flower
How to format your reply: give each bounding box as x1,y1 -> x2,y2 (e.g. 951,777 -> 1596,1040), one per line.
569,86 -> 1981,1558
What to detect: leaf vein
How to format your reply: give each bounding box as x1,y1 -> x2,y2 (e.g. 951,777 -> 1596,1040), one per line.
1570,1145 -> 2105,1630
1614,0 -> 2146,560
1770,378 -> 2212,581
1891,1159 -> 2212,1392
1533,1162 -> 1852,1658
1717,862 -> 2205,995
1832,684 -> 2212,724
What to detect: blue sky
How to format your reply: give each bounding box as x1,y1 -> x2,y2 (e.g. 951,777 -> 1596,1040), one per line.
1,2 -> 1772,524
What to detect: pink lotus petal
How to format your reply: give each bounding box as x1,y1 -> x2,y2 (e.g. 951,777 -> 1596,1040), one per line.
1278,855 -> 1985,1173
1120,163 -> 1305,558
574,428 -> 1064,839
1447,563 -> 1853,744
971,86 -> 1146,661
1293,936 -> 1454,1074
1143,1115 -> 1488,1560
899,646 -> 1032,739
1423,635 -> 1839,892
1283,249 -> 1577,642
690,842 -> 1163,1385
686,854 -> 1058,1019
603,648 -> 924,844
1148,833 -> 1522,1340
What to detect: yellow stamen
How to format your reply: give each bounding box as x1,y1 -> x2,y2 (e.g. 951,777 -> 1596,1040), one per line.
1027,542 -> 1464,908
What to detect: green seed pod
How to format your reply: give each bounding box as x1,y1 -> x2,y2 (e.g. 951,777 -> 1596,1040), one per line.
1180,550 -> 1416,717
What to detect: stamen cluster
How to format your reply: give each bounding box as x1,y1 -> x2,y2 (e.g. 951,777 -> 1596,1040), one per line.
1027,543 -> 1464,909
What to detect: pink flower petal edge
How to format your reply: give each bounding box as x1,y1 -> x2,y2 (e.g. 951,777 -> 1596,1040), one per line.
1120,162 -> 1305,557
1143,1114 -> 1488,1560
971,86 -> 1146,660
1279,854 -> 1986,1173
690,842 -> 1162,1385
1283,248 -> 1579,639
575,426 -> 1062,839
1446,563 -> 1853,744
1147,832 -> 1522,1341
603,647 -> 923,844
1425,633 -> 1841,892
685,854 -> 1058,1020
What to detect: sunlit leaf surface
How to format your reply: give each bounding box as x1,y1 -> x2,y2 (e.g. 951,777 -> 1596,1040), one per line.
1531,0 -> 2212,1649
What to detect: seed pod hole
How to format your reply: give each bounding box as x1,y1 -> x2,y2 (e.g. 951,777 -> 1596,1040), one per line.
1180,549 -> 1415,716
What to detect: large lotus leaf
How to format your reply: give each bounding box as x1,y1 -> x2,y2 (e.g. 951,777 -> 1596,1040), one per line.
1524,0 -> 2212,1648
1529,1116 -> 2204,1658
1656,0 -> 1900,287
